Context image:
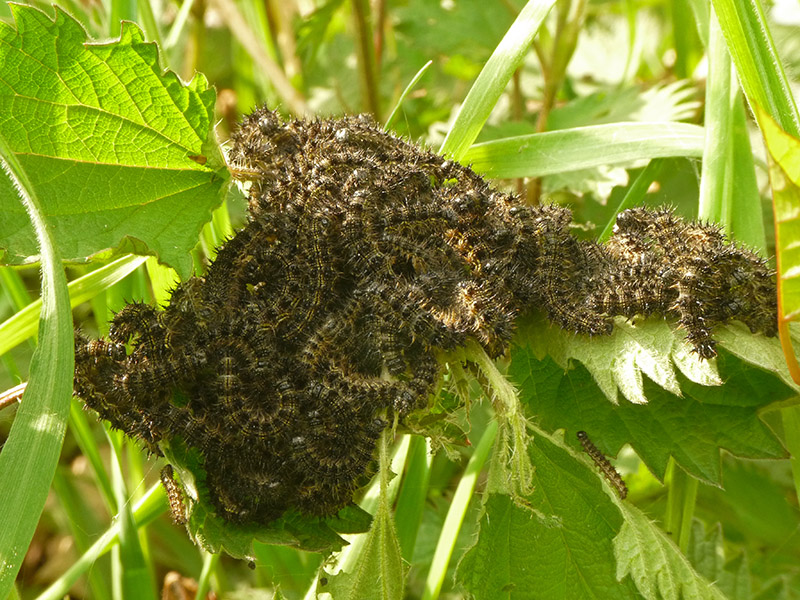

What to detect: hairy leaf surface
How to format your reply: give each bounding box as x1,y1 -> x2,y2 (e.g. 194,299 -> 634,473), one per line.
0,4 -> 225,278
509,333 -> 790,484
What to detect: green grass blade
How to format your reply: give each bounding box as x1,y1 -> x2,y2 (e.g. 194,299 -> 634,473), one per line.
698,13 -> 735,226
384,60 -> 434,131
729,97 -> 766,252
35,483 -> 167,600
0,255 -> 147,357
599,159 -> 665,243
696,10 -> 765,251
69,399 -> 116,510
164,0 -> 196,50
133,0 -> 163,48
107,431 -> 157,600
210,0 -> 308,115
195,551 -> 220,600
51,468 -> 112,600
394,436 -> 433,561
0,266 -> 36,347
0,133 -> 73,598
711,0 -> 800,137
439,0 -> 557,161
0,267 -> 32,311
421,420 -> 498,600
146,257 -> 181,307
463,122 -> 705,179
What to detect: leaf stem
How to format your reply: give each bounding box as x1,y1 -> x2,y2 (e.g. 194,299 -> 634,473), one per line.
664,459 -> 698,553
195,550 -> 220,600
352,0 -> 381,116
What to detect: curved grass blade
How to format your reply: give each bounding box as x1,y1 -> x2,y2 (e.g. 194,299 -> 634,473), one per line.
711,0 -> 800,137
0,132 -> 73,598
439,0 -> 557,161
384,60 -> 433,131
463,122 -> 705,179
0,254 -> 146,357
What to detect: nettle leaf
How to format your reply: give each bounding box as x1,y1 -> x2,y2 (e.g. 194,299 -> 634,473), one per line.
548,80 -> 701,130
615,506 -> 728,600
323,490 -> 405,600
0,4 -> 226,279
509,341 -> 790,484
687,521 -> 753,600
517,314 -> 723,404
456,429 -> 640,599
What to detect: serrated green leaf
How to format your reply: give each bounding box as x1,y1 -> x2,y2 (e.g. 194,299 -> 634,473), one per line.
615,505 -> 728,600
510,344 -> 790,484
517,314 -> 722,404
0,4 -> 226,278
456,430 -> 639,600
547,81 -> 701,130
324,496 -> 405,600
716,322 -> 800,393
688,521 -> 727,586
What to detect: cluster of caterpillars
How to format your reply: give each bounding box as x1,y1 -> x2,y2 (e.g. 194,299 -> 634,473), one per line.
73,107 -> 777,526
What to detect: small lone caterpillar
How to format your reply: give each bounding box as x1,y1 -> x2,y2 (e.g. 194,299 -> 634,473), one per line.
577,431 -> 628,499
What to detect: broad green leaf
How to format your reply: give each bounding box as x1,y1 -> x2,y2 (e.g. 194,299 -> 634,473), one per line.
687,520 -> 753,600
0,132 -> 73,597
547,81 -> 701,130
711,0 -> 800,138
0,4 -> 226,279
702,459 -> 800,549
439,0 -> 557,161
510,343 -> 790,485
456,429 -> 640,600
323,487 -> 405,600
687,521 -> 727,586
517,314 -> 722,405
462,122 -> 705,179
716,321 -> 800,392
615,505 -> 728,600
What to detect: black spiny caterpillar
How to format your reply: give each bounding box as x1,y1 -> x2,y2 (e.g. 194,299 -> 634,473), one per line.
577,431 -> 628,499
73,107 -> 777,526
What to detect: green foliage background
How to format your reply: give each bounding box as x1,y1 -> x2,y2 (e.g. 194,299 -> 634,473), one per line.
0,0 -> 799,598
